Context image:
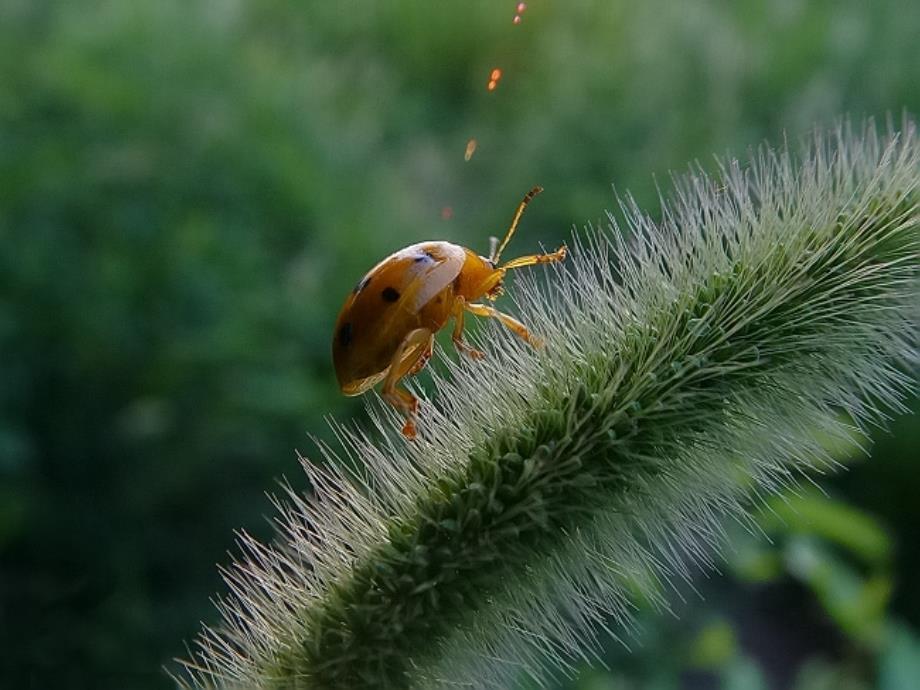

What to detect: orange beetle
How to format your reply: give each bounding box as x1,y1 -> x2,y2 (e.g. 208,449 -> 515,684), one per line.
332,186 -> 565,438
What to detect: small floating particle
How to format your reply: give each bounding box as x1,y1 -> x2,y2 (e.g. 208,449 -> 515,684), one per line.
441,206 -> 453,220
464,138 -> 478,161
487,67 -> 503,91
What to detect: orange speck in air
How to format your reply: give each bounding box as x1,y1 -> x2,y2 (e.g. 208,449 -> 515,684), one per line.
464,138 -> 478,161
487,67 -> 502,91
441,206 -> 453,220
514,2 -> 527,23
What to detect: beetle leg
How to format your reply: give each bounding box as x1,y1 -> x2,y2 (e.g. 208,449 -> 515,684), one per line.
382,328 -> 433,439
477,245 -> 567,301
464,302 -> 543,348
498,244 -> 567,271
451,297 -> 485,360
408,338 -> 434,375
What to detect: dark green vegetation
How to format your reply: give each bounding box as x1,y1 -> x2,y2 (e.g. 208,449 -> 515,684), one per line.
2,1 -> 919,688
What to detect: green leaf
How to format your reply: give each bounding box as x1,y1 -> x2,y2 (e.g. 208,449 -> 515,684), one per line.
761,492 -> 892,565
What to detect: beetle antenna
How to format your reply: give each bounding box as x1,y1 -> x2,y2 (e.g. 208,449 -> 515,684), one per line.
492,185 -> 543,264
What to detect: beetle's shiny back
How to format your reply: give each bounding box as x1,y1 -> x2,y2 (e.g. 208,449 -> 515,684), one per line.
333,241 -> 473,393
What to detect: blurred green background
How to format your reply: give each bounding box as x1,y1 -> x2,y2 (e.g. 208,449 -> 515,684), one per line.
1,1 -> 918,688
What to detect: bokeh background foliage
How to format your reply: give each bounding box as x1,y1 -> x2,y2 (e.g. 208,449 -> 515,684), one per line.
0,0 -> 918,688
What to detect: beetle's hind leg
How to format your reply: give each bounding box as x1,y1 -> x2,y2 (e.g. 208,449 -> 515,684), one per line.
464,302 -> 544,348
382,328 -> 433,439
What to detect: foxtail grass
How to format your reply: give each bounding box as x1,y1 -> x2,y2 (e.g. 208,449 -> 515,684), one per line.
174,120 -> 919,689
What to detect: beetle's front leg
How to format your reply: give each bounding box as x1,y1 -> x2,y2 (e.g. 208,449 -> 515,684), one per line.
498,245 -> 567,271
464,302 -> 543,348
451,297 -> 485,360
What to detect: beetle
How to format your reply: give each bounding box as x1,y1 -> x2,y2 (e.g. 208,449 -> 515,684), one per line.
332,186 -> 565,438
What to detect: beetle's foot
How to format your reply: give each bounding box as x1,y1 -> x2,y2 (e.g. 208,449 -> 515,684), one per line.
400,399 -> 418,439
453,339 -> 485,360
401,417 -> 418,439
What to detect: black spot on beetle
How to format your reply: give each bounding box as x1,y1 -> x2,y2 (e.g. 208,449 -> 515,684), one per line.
353,275 -> 371,294
338,322 -> 353,347
381,287 -> 400,302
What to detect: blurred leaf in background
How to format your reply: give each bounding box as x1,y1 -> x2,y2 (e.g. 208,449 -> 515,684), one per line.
1,0 -> 918,687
